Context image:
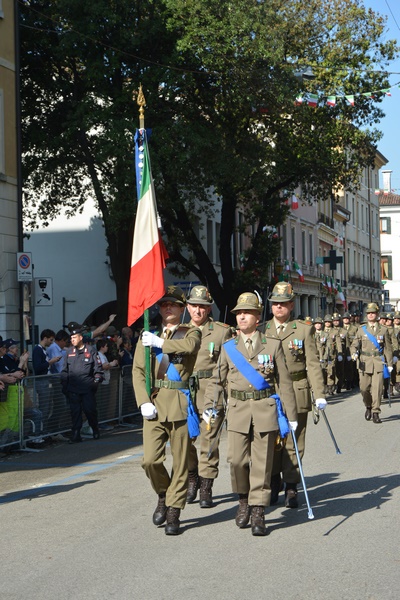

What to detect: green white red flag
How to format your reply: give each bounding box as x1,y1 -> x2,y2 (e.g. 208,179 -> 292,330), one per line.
293,261 -> 304,282
127,130 -> 168,325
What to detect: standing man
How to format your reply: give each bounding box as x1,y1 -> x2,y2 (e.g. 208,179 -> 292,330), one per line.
350,303 -> 393,423
313,317 -> 329,393
384,313 -> 398,398
185,285 -> 235,508
47,329 -> 71,437
133,286 -> 201,536
203,292 -> 297,536
61,326 -> 104,443
265,282 -> 326,508
324,314 -> 337,395
32,329 -> 62,433
393,311 -> 400,392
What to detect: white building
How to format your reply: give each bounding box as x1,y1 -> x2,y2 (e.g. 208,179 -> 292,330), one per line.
378,174 -> 400,311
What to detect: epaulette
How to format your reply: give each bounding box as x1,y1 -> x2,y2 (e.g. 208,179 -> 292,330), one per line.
261,335 -> 267,343
213,320 -> 232,329
298,320 -> 312,326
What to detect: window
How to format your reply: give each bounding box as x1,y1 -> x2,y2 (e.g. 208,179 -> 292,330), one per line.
215,222 -> 221,265
291,226 -> 295,261
352,198 -> 355,225
381,255 -> 393,280
309,233 -> 313,266
207,219 -> 214,261
282,224 -> 287,260
301,230 -> 306,265
380,217 -> 391,234
0,89 -> 5,174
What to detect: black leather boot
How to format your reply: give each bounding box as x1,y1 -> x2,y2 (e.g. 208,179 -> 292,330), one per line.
186,470 -> 199,504
165,507 -> 181,535
69,430 -> 82,444
152,494 -> 167,526
199,477 -> 213,508
235,494 -> 250,528
251,506 -> 266,536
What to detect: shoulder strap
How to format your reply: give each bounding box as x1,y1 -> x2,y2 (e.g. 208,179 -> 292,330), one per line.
362,325 -> 382,353
223,338 -> 270,390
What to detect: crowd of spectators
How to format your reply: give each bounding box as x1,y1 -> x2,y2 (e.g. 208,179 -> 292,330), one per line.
0,315 -> 139,450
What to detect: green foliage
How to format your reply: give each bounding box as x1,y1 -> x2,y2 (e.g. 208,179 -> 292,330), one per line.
20,0 -> 398,316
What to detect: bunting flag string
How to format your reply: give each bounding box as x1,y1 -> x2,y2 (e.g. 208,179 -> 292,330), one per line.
294,80 -> 400,108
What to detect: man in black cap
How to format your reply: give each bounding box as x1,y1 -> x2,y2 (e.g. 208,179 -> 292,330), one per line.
61,327 -> 104,443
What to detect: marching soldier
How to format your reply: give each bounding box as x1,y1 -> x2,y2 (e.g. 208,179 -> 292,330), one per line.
132,286 -> 201,535
313,317 -> 329,393
185,285 -> 234,508
393,311 -> 400,392
384,313 -> 398,397
332,312 -> 347,393
203,292 -> 297,536
350,303 -> 393,424
265,283 -> 326,509
342,311 -> 358,389
324,314 -> 337,395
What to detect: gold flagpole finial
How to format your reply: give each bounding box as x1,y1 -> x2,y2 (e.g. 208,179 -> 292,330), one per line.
137,84 -> 146,129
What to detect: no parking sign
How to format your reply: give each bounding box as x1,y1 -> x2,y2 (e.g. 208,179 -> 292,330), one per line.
17,253 -> 33,282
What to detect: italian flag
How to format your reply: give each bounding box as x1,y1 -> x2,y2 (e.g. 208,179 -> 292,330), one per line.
326,276 -> 332,292
284,259 -> 290,271
345,95 -> 355,106
307,93 -> 318,107
327,96 -> 336,107
127,131 -> 168,325
291,194 -> 299,209
293,261 -> 304,282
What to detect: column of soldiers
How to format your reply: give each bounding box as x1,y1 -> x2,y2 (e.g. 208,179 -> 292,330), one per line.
132,282 -> 397,536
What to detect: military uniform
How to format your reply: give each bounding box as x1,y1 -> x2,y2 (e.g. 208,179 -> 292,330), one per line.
203,292 -> 297,536
324,315 -> 338,395
350,303 -> 393,423
312,318 -> 329,392
265,318 -> 325,485
384,314 -> 397,397
393,312 -> 400,391
132,286 -> 201,535
331,313 -> 347,393
342,312 -> 359,389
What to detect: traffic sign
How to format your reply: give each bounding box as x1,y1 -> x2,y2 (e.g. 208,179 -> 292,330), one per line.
17,252 -> 33,282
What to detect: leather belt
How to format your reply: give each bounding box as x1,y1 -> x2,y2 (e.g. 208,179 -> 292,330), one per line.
231,389 -> 271,400
290,370 -> 307,382
361,351 -> 381,357
153,379 -> 188,390
192,370 -> 213,379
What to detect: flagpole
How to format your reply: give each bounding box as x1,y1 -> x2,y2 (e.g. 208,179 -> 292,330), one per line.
137,85 -> 151,396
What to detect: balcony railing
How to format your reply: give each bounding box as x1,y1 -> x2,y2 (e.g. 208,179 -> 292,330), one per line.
317,212 -> 335,230
348,275 -> 381,289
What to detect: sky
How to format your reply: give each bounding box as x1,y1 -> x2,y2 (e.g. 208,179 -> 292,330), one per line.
363,0 -> 400,191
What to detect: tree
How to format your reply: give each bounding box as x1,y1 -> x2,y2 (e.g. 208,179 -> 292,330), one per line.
20,0 -> 398,321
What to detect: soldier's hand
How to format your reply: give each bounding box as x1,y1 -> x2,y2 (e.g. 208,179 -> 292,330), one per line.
388,366 -> 393,373
142,331 -> 164,348
346,356 -> 352,361
315,398 -> 327,410
393,356 -> 398,364
289,420 -> 298,431
351,353 -> 358,361
141,402 -> 157,420
337,354 -> 343,362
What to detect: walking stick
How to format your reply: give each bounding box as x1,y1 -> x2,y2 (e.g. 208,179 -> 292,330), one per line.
320,410 -> 342,454
291,430 -> 314,520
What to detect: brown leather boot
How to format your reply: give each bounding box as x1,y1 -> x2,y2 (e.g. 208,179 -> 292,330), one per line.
251,506 -> 266,536
285,485 -> 298,508
152,494 -> 167,526
165,507 -> 181,536
235,494 -> 250,528
199,477 -> 213,508
187,470 -> 199,504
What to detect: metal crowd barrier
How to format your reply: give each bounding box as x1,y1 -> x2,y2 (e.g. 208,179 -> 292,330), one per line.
0,366 -> 138,453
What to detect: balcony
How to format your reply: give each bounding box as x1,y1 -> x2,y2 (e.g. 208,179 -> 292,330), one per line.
318,212 -> 335,230
348,275 -> 381,289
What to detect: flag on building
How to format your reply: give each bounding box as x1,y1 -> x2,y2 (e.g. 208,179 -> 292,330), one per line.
291,194 -> 299,209
284,259 -> 290,271
326,276 -> 332,292
293,261 -> 304,282
127,130 -> 168,325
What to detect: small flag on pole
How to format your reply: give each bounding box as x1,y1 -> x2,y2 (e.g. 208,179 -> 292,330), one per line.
307,94 -> 318,107
327,96 -> 336,107
291,194 -> 299,210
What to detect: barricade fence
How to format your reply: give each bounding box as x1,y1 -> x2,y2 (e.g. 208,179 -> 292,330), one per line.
0,365 -> 138,451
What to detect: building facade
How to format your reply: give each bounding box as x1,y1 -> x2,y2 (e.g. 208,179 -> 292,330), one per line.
0,0 -> 20,338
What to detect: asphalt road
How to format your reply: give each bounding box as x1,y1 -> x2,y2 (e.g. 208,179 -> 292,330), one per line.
1,389 -> 400,600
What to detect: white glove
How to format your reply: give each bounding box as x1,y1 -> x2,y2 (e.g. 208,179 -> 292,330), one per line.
393,356 -> 398,364
351,353 -> 358,361
142,331 -> 164,348
337,355 -> 343,362
202,409 -> 213,425
346,356 -> 352,362
289,420 -> 298,431
140,402 -> 157,420
388,366 -> 393,373
315,398 -> 327,410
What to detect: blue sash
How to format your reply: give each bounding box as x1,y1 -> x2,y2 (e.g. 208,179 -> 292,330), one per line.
223,339 -> 270,390
154,348 -> 200,438
361,326 -> 390,379
223,339 -> 289,435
